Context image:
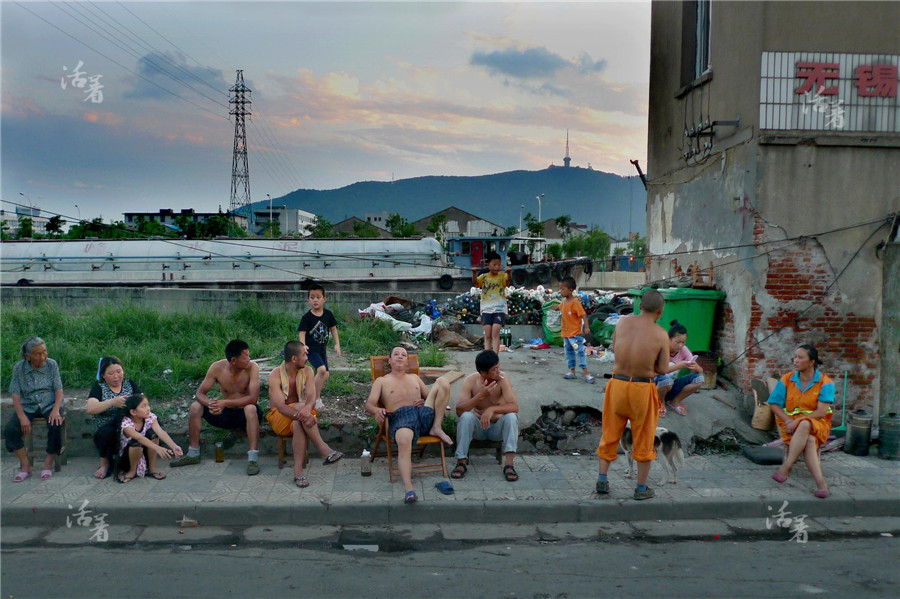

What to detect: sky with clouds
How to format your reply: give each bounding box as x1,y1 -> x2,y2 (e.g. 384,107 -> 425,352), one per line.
1,0 -> 650,223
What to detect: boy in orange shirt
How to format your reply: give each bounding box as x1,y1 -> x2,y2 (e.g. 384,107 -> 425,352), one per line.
555,276 -> 594,383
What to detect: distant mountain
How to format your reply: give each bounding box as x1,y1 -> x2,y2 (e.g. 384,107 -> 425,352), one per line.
250,166 -> 646,236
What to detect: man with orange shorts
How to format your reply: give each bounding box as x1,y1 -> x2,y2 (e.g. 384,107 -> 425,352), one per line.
267,340 -> 342,488
596,289 -> 669,500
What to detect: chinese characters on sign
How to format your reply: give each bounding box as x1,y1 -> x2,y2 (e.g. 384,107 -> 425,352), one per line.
61,61 -> 104,103
766,500 -> 809,543
67,499 -> 110,542
799,87 -> 845,130
760,52 -> 900,133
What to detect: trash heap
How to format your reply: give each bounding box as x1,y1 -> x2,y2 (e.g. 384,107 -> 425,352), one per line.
360,289 -> 634,349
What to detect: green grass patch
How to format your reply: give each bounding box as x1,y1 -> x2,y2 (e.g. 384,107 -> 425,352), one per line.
324,371 -> 354,396
2,300 -> 411,402
417,341 -> 447,367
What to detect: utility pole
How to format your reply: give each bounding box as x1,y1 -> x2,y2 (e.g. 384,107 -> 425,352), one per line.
229,70 -> 252,234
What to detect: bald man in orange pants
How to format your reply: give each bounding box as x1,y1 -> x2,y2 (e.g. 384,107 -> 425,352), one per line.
596,289 -> 669,500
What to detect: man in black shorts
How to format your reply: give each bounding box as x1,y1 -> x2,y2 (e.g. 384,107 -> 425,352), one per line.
170,339 -> 262,475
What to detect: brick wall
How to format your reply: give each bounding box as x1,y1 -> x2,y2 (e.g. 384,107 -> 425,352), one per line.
715,215 -> 879,416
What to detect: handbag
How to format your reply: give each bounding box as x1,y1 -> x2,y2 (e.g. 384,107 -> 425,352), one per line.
751,389 -> 775,431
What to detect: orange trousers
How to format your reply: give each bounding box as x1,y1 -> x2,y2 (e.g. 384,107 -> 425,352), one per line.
778,415 -> 831,446
596,378 -> 660,463
267,407 -> 317,437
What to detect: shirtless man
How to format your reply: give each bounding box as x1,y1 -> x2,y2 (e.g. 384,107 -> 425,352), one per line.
596,290 -> 669,500
451,350 -> 520,482
171,339 -> 263,475
267,340 -> 343,488
365,346 -> 453,504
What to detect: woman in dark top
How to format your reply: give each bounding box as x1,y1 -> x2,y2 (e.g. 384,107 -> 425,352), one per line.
86,356 -> 141,479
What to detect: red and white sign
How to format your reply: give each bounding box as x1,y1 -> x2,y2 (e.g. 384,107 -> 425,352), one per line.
760,52 -> 899,132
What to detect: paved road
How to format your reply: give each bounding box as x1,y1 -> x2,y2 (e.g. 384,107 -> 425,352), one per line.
3,536 -> 897,598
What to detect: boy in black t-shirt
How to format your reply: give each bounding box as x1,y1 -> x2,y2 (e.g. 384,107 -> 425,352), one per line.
297,284 -> 341,408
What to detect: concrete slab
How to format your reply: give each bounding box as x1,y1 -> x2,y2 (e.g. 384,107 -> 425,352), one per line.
0,527 -> 48,544
536,522 -> 604,540
138,525 -> 235,543
389,524 -> 442,542
243,525 -> 341,543
720,518 -> 774,535
811,516 -> 900,534
45,525 -> 142,544
631,519 -> 733,538
440,523 -> 535,540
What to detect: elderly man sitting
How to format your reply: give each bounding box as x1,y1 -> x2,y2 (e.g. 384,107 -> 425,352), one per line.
5,337 -> 65,482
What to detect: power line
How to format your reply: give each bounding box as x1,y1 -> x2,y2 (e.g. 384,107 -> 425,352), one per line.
54,1 -> 229,109
719,218 -> 890,369
14,1 -> 225,120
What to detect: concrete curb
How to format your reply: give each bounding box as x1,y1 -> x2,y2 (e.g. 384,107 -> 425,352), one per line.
3,494 -> 897,528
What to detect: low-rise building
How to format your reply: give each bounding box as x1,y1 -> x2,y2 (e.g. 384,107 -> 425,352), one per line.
1,207 -> 49,236
123,209 -> 248,231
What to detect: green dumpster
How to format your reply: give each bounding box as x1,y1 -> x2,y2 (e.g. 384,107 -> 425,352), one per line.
628,287 -> 726,352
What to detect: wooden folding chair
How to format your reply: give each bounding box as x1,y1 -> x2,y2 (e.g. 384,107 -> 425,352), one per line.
369,355 -> 448,482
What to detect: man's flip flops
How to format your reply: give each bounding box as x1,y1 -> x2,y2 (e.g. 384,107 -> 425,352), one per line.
404,490 -> 418,504
434,481 -> 454,495
40,469 -> 53,481
13,471 -> 31,483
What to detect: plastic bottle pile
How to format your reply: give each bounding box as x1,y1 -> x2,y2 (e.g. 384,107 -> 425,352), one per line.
408,288 -> 631,336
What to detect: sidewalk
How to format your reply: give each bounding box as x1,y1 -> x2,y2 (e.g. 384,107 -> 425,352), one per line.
3,449 -> 898,529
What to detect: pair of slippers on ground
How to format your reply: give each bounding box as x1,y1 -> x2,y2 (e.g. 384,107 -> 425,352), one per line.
563,373 -> 595,383
451,462 -> 519,482
118,471 -> 166,483
772,470 -> 829,498
13,469 -> 53,482
403,481 -> 455,504
293,450 -> 345,488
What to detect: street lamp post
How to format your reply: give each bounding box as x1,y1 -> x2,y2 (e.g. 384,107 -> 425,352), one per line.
74,204 -> 81,221
267,194 -> 272,237
519,204 -> 524,234
537,194 -> 545,224
18,192 -> 35,239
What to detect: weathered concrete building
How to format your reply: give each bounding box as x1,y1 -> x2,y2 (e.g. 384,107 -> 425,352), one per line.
646,1 -> 899,419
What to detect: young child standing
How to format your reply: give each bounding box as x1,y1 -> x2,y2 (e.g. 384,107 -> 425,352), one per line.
297,284 -> 341,408
473,252 -> 509,354
117,394 -> 182,483
555,276 -> 595,383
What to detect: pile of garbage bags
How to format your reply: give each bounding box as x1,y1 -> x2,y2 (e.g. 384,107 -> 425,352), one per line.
357,289 -> 635,349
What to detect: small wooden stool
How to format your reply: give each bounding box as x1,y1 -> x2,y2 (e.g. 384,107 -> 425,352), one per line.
276,435 -> 310,469
24,416 -> 67,472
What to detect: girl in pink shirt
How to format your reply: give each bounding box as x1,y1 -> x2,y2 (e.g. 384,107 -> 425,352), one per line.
654,320 -> 704,416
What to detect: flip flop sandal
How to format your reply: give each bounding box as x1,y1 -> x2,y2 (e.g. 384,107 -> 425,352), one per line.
13,471 -> 32,483
116,473 -> 135,484
323,451 -> 344,465
40,469 -> 53,481
659,405 -> 668,418
404,490 -> 418,504
434,481 -> 454,495
502,465 -> 519,482
584,375 -> 596,384
673,404 -> 687,417
147,471 -> 166,480
294,476 -> 309,488
563,373 -> 576,380
450,462 -> 468,479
